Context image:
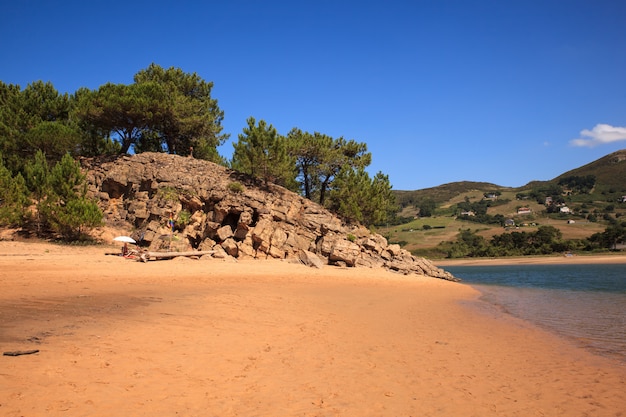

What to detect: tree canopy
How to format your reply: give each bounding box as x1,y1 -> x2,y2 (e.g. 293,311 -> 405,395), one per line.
232,123 -> 394,225
0,80 -> 78,171
286,128 -> 372,206
74,64 -> 228,160
231,117 -> 297,190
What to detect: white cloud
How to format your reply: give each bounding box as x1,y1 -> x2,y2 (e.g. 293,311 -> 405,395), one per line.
570,123 -> 626,147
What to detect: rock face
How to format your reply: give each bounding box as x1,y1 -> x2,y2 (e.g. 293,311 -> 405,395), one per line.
82,153 -> 457,281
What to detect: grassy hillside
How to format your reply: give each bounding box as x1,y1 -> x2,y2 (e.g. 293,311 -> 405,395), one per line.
383,149 -> 626,257
553,149 -> 626,193
395,181 -> 506,207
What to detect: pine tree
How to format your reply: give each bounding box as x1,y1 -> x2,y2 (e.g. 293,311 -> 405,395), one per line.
0,156 -> 28,226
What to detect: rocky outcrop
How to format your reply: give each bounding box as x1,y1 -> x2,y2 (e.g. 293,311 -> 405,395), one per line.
82,153 -> 457,281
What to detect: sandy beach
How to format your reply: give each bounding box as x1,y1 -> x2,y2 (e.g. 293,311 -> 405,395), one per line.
0,241 -> 624,416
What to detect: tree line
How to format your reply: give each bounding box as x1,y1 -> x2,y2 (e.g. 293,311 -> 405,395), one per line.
0,64 -> 396,239
438,221 -> 626,258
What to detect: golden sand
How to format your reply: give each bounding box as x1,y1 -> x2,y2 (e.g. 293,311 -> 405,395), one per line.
0,241 -> 624,416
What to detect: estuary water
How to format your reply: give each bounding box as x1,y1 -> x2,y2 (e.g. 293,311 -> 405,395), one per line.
444,264 -> 626,363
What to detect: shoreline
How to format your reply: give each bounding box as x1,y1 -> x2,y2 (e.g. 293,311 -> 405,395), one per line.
0,241 -> 624,416
433,253 -> 626,267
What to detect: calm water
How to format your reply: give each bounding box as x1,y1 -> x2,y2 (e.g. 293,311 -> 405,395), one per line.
445,264 -> 626,363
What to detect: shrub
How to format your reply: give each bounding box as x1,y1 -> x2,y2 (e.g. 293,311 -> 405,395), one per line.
177,210 -> 191,228
228,181 -> 245,193
157,186 -> 179,202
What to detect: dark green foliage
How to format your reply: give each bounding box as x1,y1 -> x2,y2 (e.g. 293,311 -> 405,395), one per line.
0,156 -> 28,226
228,181 -> 245,193
440,225 -> 583,258
231,117 -> 297,190
24,151 -> 51,233
74,64 -> 227,161
416,198 -> 436,217
24,151 -> 103,240
328,168 -> 396,226
0,80 -> 76,171
588,221 -> 626,250
47,198 -> 103,240
439,229 -> 490,258
558,175 -> 596,194
286,128 -> 371,206
75,82 -> 166,154
133,64 -> 227,161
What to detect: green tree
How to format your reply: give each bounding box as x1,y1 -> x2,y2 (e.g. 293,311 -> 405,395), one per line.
75,64 -> 228,159
231,117 -> 297,189
440,229 -> 489,258
70,87 -> 121,157
24,150 -> 51,233
0,156 -> 28,226
0,81 -> 24,171
328,167 -> 396,226
24,152 -> 103,239
74,82 -> 167,154
589,222 -> 626,250
417,198 -> 436,217
46,154 -> 103,240
317,137 -> 370,206
23,121 -> 82,162
0,81 -> 76,171
286,128 -> 371,205
48,197 -> 103,240
286,128 -> 332,200
133,63 -> 228,161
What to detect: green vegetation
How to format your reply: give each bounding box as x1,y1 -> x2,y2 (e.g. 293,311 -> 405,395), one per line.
0,156 -> 28,226
0,151 -> 103,240
231,117 -> 297,190
327,168 -> 396,226
231,121 -> 394,226
285,129 -> 371,206
75,63 -> 227,160
228,181 -> 245,193
177,210 -> 192,229
438,221 -> 626,258
0,64 -> 399,241
156,186 -> 180,203
380,155 -> 626,258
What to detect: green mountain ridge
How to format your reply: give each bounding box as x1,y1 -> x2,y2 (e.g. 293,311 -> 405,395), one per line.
395,149 -> 626,204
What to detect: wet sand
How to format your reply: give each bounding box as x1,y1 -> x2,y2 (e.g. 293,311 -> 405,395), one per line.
0,241 -> 624,416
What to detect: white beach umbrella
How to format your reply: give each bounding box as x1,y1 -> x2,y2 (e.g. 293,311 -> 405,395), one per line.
113,236 -> 136,244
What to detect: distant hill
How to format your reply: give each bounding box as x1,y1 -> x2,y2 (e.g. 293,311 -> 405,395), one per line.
384,149 -> 626,256
552,149 -> 626,193
394,181 -> 508,208
395,149 -> 626,205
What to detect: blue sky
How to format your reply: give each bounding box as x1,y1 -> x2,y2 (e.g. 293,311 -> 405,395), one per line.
2,0 -> 625,190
